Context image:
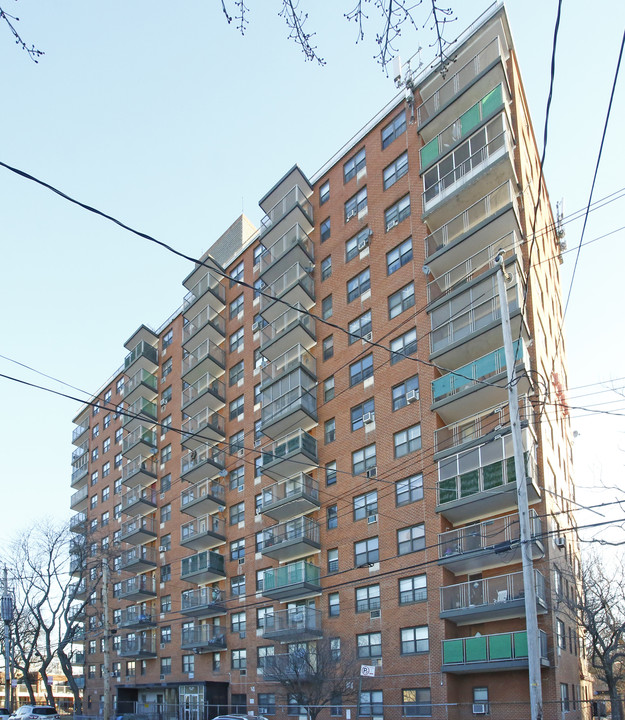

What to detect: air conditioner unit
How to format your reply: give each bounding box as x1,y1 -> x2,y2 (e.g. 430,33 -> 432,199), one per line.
160,643 -> 166,649
366,467 -> 378,479
555,537 -> 566,548
240,669 -> 247,676
370,609 -> 381,620
367,514 -> 378,525
361,331 -> 373,344
160,398 -> 168,407
472,704 -> 487,715
346,210 -> 357,221
363,412 -> 375,425
255,507 -> 262,515
254,439 -> 261,447
252,322 -> 260,332
237,449 -> 245,458
160,674 -> 165,681
358,238 -> 369,251
158,546 -> 167,553
387,219 -> 399,230
406,389 -> 419,404
238,558 -> 245,565
238,485 -> 244,493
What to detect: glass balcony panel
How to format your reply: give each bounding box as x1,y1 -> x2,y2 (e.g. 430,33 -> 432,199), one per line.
124,341 -> 158,373
123,397 -> 157,431
180,444 -> 225,483
181,407 -> 225,449
180,551 -> 226,584
262,516 -> 321,562
260,473 -> 320,521
260,186 -> 313,234
180,587 -> 227,617
122,425 -> 158,459
117,576 -> 157,600
72,418 -> 90,444
260,223 -> 315,287
182,337 -> 226,384
183,305 -> 225,346
181,373 -> 226,414
119,546 -> 158,571
180,625 -> 226,651
260,263 -> 315,323
442,630 -> 548,672
70,512 -> 87,534
263,560 -> 321,600
261,345 -> 316,387
180,515 -> 226,551
71,462 -> 89,488
180,479 -> 226,518
118,634 -> 157,657
119,606 -> 156,629
182,270 -> 226,314
70,486 -> 88,511
122,456 -> 157,488
261,429 -> 318,480
260,306 -> 316,360
261,371 -> 317,439
122,487 -> 157,516
120,516 -> 157,544
263,607 -> 323,642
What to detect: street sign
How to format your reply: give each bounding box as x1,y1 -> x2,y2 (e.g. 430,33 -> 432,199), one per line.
360,665 -> 376,677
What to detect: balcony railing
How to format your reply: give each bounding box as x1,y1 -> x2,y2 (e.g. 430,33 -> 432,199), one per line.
181,407 -> 225,441
72,419 -> 89,443
119,546 -> 157,570
181,373 -> 226,408
121,485 -> 157,514
123,397 -> 157,427
120,516 -> 157,542
263,653 -> 316,681
260,223 -> 314,275
181,444 -> 225,477
180,478 -> 226,515
260,186 -> 313,233
261,345 -> 316,386
180,515 -> 226,544
424,181 -> 515,258
261,383 -> 317,429
118,635 -> 157,657
71,441 -> 88,464
70,486 -> 88,509
260,473 -> 320,520
123,425 -> 158,455
261,429 -> 318,471
180,625 -> 226,651
70,512 -> 87,533
71,464 -> 88,486
117,575 -> 157,598
182,271 -> 226,312
442,630 -> 548,670
260,263 -> 315,314
122,456 -> 157,484
262,516 -> 320,558
124,341 -> 158,371
183,305 -> 225,343
125,368 -> 158,397
180,550 -> 226,581
181,587 -> 227,616
417,37 -> 502,126
263,560 -> 320,595
118,607 -> 156,628
263,607 -> 322,640
182,337 -> 226,375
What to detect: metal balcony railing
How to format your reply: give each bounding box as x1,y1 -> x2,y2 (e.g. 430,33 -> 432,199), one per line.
261,345 -> 316,385
260,223 -> 314,274
124,341 -> 158,371
260,186 -> 313,233
440,569 -> 546,613
182,271 -> 225,312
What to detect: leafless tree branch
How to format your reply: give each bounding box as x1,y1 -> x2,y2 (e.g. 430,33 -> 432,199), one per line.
279,0 -> 325,65
0,4 -> 43,62
425,0 -> 455,76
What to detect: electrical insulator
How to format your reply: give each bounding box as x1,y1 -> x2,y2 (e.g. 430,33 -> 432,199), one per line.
1,596 -> 14,622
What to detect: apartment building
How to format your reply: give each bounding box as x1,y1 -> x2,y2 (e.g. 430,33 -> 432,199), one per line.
68,5 -> 591,719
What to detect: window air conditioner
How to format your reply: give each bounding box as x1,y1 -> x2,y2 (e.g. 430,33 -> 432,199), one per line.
160,674 -> 165,681
160,643 -> 166,650
361,332 -> 373,344
386,219 -> 399,231
365,467 -> 378,479
555,537 -> 566,548
252,322 -> 260,332
158,546 -> 167,553
160,398 -> 168,407
240,669 -> 247,676
254,438 -> 262,447
367,514 -> 378,525
406,389 -> 419,404
472,704 -> 487,715
346,210 -> 357,221
238,558 -> 245,565
363,412 -> 375,425
237,449 -> 245,458
358,238 -> 369,251
370,609 -> 381,620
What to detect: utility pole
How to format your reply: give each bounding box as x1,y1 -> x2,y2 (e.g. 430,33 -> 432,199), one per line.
495,254 -> 543,720
102,559 -> 111,720
1,568 -> 14,714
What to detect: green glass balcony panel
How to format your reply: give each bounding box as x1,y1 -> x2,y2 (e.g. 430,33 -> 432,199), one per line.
507,456 -> 516,483
460,103 -> 480,136
443,639 -> 464,664
439,478 -> 457,504
481,84 -> 503,117
514,631 -> 528,658
465,636 -> 487,662
420,138 -> 439,168
459,470 -> 479,498
482,460 -> 505,490
489,633 -> 512,660
264,561 -> 319,590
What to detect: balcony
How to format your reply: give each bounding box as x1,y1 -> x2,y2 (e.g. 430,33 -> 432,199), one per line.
431,340 -> 531,424
182,305 -> 226,347
71,462 -> 89,488
260,473 -> 320,522
262,517 -> 321,562
260,263 -> 315,324
261,429 -> 318,481
70,512 -> 87,534
124,341 -> 158,375
122,425 -> 158,460
436,432 -> 540,524
441,630 -> 549,674
417,36 -> 506,132
72,441 -> 88,465
73,652 -> 85,665
422,113 -> 516,228
72,418 -> 89,445
181,550 -> 226,584
123,397 -> 157,433
180,444 -> 225,484
263,607 -> 323,642
263,560 -> 321,601
118,607 -> 157,630
263,653 -> 316,682
440,569 -> 547,625
180,624 -> 227,653
261,345 -> 316,390
69,556 -> 85,577
120,516 -> 157,545
438,509 -> 544,575
70,581 -> 87,601
122,487 -> 157,517
180,587 -> 227,618
181,372 -> 226,415
259,184 -> 314,248
118,634 -> 157,659
429,259 -> 526,368
260,223 -> 315,286
124,368 -> 158,405
122,456 -> 157,488
182,269 -> 226,315
182,337 -> 226,385
70,486 -> 88,512
180,478 -> 226,517
72,626 -> 86,643
181,407 -> 225,449
119,546 -> 158,572
261,371 -> 317,439
180,515 -> 226,551
434,396 -> 533,458
260,307 -> 316,362
117,576 -> 157,601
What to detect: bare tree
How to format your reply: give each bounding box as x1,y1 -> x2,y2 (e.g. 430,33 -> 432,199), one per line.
0,3 -> 43,61
263,639 -> 360,720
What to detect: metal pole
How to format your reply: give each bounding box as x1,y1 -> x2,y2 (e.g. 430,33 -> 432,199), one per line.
495,255 -> 543,720
102,559 -> 111,720
2,568 -> 13,714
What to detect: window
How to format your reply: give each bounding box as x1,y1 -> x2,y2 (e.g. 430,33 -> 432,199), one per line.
90,494 -> 98,509
160,504 -> 171,523
394,424 -> 422,458
162,414 -> 172,434
161,386 -> 172,404
231,694 -> 247,714
161,564 -> 171,582
229,395 -> 244,420
160,626 -> 171,644
101,511 -> 109,527
387,237 -> 413,275
330,637 -> 341,661
357,632 -> 381,658
402,688 -> 432,717
382,110 -> 406,148
160,657 -> 171,676
162,329 -> 173,349
322,295 -> 333,319
116,377 -> 124,394
255,420 -> 263,443
182,654 -> 194,674
324,376 -> 335,402
330,695 -> 342,717
230,539 -> 245,561
321,218 -> 331,242
354,490 -> 377,520
230,430 -> 244,452
350,354 -> 374,386
329,592 -> 340,617
385,194 -> 411,231
104,388 -> 112,404
161,444 -> 172,463
253,243 -> 266,266
473,688 -> 489,715
351,398 -> 375,431
352,443 -> 376,475
103,413 -> 111,429
114,452 -> 122,469
102,461 -> 110,478
328,548 -> 339,573
231,611 -> 246,635
160,595 -> 171,613
231,574 -> 246,597
347,268 -> 371,302
346,227 -> 370,262
91,448 -> 99,462
160,534 -> 171,552
258,694 -> 276,715
230,327 -> 244,352
348,310 -> 372,344
401,626 -> 429,654
383,151 -> 409,189
257,606 -> 274,630
320,180 -> 330,204
230,261 -> 244,287
344,147 -> 366,182
325,461 -> 337,486
390,328 -> 418,363
388,282 -> 415,319
321,256 -> 332,280
396,474 -> 423,505
254,278 -> 265,298
230,502 -> 245,524
356,584 -> 380,612
232,649 -> 247,670
355,537 -> 379,566
323,336 -> 334,361
257,645 -> 274,671
91,471 -> 98,486
345,187 -> 367,221
392,374 -> 420,410
255,530 -> 265,552
92,424 -> 100,438
398,524 -> 425,555
560,684 -> 569,712
254,456 -> 262,478
160,474 -> 171,493
557,619 -> 565,649
327,504 -> 338,530
115,427 -> 123,444
325,418 -> 336,444
230,294 -> 244,319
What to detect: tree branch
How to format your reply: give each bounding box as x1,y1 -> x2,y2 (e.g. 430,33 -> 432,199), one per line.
0,4 -> 43,62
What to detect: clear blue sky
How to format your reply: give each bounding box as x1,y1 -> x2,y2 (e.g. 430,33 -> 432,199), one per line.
1,0 -> 623,545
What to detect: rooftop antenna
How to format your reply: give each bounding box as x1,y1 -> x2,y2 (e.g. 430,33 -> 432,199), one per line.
393,49 -> 423,122
555,199 -> 567,259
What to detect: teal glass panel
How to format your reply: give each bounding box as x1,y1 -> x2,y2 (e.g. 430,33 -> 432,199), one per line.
460,103 -> 480,136
420,138 -> 439,168
438,479 -> 458,504
465,636 -> 487,662
481,84 -> 503,117
483,460 -> 504,490
460,470 -> 480,498
443,639 -> 464,663
489,633 -> 513,660
514,631 -> 528,658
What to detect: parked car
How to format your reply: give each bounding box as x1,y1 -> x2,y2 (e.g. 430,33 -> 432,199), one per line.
0,710 -> 11,718
10,707 -> 60,720
212,715 -> 269,720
